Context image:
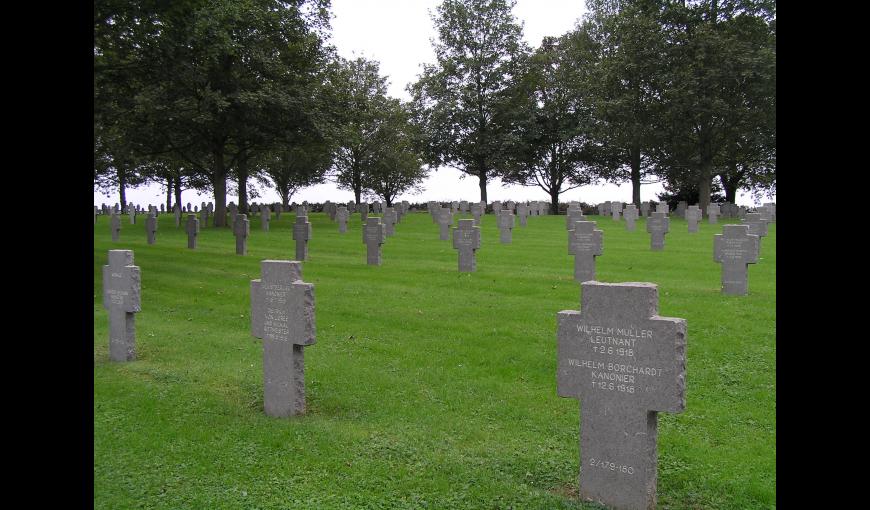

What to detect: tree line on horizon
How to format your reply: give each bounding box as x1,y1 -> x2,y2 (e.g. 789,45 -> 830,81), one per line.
95,0 -> 775,222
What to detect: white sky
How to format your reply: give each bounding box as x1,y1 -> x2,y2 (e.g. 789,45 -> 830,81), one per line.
94,0 -> 771,208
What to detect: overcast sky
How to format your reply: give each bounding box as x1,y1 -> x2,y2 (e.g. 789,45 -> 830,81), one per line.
94,0 -> 771,208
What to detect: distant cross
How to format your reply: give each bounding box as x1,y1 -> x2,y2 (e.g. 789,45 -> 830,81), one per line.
363,217 -> 386,265
292,215 -> 312,261
470,203 -> 482,226
568,221 -> 603,283
261,205 -> 271,231
200,204 -> 210,228
713,224 -> 759,295
452,219 -> 481,272
234,214 -> 250,255
110,213 -> 121,241
611,201 -> 623,221
102,250 -> 142,361
145,213 -> 158,244
436,207 -> 453,240
566,205 -> 585,230
491,201 -> 501,216
516,203 -> 529,227
707,203 -> 720,224
675,201 -> 687,219
623,205 -> 639,231
174,204 -> 181,228
460,200 -> 469,213
655,203 -> 669,215
451,201 -> 459,214
360,201 -> 368,222
497,211 -> 515,243
640,201 -> 650,218
557,282 -> 686,510
250,260 -> 316,417
129,205 -> 137,224
160,203 -> 165,213
275,203 -> 283,220
187,202 -> 192,213
686,205 -> 701,233
336,206 -> 349,233
185,214 -> 200,249
383,207 -> 397,237
646,212 -> 670,250
228,203 -> 239,229
741,213 -> 768,255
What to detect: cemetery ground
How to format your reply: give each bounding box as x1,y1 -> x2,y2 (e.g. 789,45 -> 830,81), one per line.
93,210 -> 775,509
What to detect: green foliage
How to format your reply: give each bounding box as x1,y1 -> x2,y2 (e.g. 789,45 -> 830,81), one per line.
409,0 -> 527,202
94,211 -> 776,509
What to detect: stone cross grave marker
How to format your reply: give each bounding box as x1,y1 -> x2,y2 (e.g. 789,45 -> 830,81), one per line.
517,203 -> 529,227
200,205 -> 209,228
686,205 -> 701,233
336,206 -> 349,233
110,213 -> 121,241
646,212 -> 669,250
566,205 -> 585,230
129,205 -> 137,224
655,203 -> 669,215
275,203 -> 282,220
611,201 -> 623,221
741,213 -> 768,255
185,214 -> 200,249
713,224 -> 759,295
363,217 -> 386,265
497,210 -> 515,243
675,201 -> 687,219
292,215 -> 312,261
436,207 -> 453,240
557,282 -> 686,510
174,204 -> 181,227
261,205 -> 271,231
102,250 -> 142,362
470,203 -> 482,226
250,260 -> 316,417
623,205 -> 639,231
145,213 -> 158,244
491,201 -> 501,215
234,214 -> 250,255
640,201 -> 650,218
383,207 -> 397,237
452,219 -> 481,272
360,201 -> 368,222
460,200 -> 469,213
707,203 -> 720,224
568,221 -> 603,283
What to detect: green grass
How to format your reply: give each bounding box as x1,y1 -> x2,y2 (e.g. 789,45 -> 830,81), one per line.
94,210 -> 775,509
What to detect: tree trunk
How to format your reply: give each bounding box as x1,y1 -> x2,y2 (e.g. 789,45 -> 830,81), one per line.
212,150 -> 228,227
279,186 -> 290,209
174,175 -> 182,210
166,178 -> 173,211
630,143 -> 642,206
550,188 -> 559,215
354,188 -> 361,205
478,169 -> 487,204
719,169 -> 741,204
118,167 -> 127,212
698,156 -> 713,217
237,157 -> 249,212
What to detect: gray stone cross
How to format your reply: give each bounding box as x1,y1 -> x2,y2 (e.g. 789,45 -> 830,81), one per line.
557,282 -> 686,510
640,201 -> 650,218
516,203 -> 529,227
623,205 -> 639,231
110,213 -> 121,241
363,217 -> 386,265
383,207 -> 397,237
185,214 -> 200,249
686,205 -> 701,233
102,250 -> 142,361
436,207 -> 453,240
713,224 -> 759,295
566,206 -> 585,230
497,211 -> 515,243
568,221 -> 604,283
706,203 -> 720,224
145,213 -> 158,244
292,215 -> 312,261
260,205 -> 271,231
336,206 -> 349,233
129,206 -> 137,224
470,203 -> 482,226
741,213 -> 768,255
234,214 -> 250,255
360,201 -> 369,222
611,201 -> 623,221
655,203 -> 669,215
646,212 -> 670,250
200,205 -> 210,228
250,260 -> 316,417
452,219 -> 481,272
174,204 -> 181,228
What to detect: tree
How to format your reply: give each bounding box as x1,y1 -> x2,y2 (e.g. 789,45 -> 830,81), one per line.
409,0 -> 527,203
328,57 -> 391,204
500,35 -> 601,214
362,100 -> 429,206
261,142 -> 331,208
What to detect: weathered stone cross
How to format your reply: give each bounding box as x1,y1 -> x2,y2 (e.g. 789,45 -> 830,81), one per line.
234,214 -> 250,255
452,219 -> 481,272
741,212 -> 768,255
568,221 -> 603,283
623,205 -> 639,231
497,211 -> 515,243
185,214 -> 199,249
102,250 -> 142,361
250,260 -> 316,417
336,206 -> 349,233
292,215 -> 311,261
363,217 -> 386,265
686,205 -> 701,233
383,207 -> 397,237
436,207 -> 453,240
557,281 -> 686,510
110,213 -> 121,241
646,212 -> 670,251
145,213 -> 158,244
714,225 -> 759,295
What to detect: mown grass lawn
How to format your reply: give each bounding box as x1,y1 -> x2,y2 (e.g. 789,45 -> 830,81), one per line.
93,209 -> 775,509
